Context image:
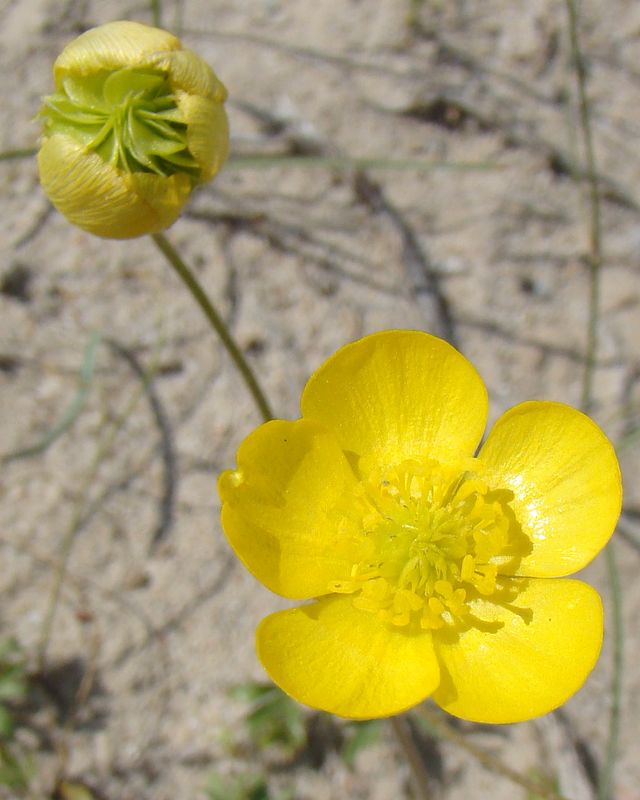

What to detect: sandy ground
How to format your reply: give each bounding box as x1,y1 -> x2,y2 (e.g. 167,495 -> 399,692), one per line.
1,1 -> 640,798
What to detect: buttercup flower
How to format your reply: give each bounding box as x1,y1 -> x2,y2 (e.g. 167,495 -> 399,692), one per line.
38,20 -> 228,238
219,331 -> 621,722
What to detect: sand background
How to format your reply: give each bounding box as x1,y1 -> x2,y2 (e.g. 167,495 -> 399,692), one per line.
1,0 -> 639,798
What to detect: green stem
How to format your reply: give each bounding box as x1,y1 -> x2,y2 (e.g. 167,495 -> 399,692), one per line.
0,147 -> 37,161
565,3 -> 623,799
390,716 -> 431,800
599,542 -> 623,800
36,353 -> 158,669
565,0 -> 602,413
416,705 -> 569,800
226,153 -> 504,172
150,232 -> 274,423
2,333 -> 100,463
150,0 -> 162,27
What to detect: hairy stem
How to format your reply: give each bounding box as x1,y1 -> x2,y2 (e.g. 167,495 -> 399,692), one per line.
564,3 -> 623,799
416,705 -> 570,800
150,231 -> 274,423
390,715 -> 432,799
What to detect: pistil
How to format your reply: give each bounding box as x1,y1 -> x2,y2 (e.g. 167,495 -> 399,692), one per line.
330,459 -> 522,630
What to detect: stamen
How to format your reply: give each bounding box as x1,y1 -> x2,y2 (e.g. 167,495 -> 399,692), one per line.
330,458 -> 523,631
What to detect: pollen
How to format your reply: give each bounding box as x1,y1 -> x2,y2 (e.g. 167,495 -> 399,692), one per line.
329,459 -> 522,630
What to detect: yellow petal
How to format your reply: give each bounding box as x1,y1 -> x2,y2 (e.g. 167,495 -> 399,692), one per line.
257,595 -> 440,719
128,171 -> 193,231
176,93 -> 229,182
53,21 -> 180,83
219,419 -> 363,599
479,401 -> 621,577
166,49 -> 227,101
53,20 -> 182,85
37,134 -> 191,238
52,22 -> 228,103
433,578 -> 603,723
301,330 -> 488,467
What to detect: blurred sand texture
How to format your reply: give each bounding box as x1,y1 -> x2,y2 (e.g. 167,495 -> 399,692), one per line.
1,1 -> 639,798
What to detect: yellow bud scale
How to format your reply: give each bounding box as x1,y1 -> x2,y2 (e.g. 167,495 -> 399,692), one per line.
37,20 -> 229,238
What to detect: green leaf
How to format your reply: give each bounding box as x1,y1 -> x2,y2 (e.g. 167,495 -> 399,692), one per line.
0,706 -> 15,739
340,720 -> 383,767
55,780 -> 97,800
230,682 -> 306,753
0,639 -> 22,662
0,744 -> 30,790
0,667 -> 28,702
525,768 -> 560,800
205,773 -> 270,800
228,683 -> 275,704
0,639 -> 28,710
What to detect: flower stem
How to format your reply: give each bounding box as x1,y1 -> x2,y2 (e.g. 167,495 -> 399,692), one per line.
150,231 -> 274,423
564,3 -> 624,799
565,0 -> 601,414
599,541 -> 623,800
416,705 -> 570,800
0,146 -> 37,161
36,345 -> 162,670
390,715 -> 431,799
150,0 -> 162,27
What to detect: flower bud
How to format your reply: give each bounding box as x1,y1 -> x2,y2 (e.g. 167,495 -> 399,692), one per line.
38,20 -> 229,239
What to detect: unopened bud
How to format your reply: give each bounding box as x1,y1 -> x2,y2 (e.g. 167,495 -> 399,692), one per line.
38,20 -> 229,238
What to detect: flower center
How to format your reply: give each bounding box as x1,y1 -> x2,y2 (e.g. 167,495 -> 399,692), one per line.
330,459 -> 523,630
41,68 -> 199,178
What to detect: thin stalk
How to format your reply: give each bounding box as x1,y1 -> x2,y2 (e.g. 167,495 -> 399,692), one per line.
390,716 -> 431,799
565,3 -> 624,800
416,706 -> 569,800
36,351 -> 159,669
150,0 -> 162,27
227,153 -> 504,172
0,147 -> 37,161
150,231 -> 274,423
565,0 -> 602,413
2,333 -> 100,463
599,542 -> 624,800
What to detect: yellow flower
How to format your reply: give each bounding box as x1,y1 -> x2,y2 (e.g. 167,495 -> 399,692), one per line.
37,20 -> 228,239
218,331 -> 622,722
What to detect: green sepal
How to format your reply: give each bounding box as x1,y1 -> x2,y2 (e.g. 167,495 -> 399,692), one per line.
41,67 -> 200,178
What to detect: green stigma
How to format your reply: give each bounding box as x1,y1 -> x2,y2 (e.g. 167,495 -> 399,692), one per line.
41,68 -> 200,178
329,459 -> 529,631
